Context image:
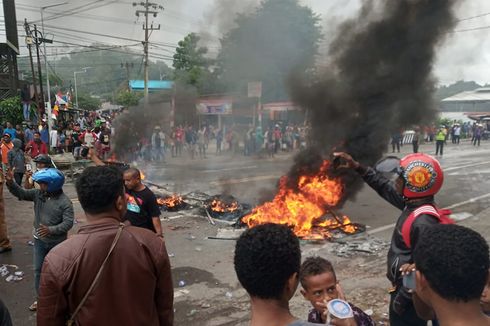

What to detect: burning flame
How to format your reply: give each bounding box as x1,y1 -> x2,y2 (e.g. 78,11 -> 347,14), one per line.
157,195 -> 184,208
140,171 -> 145,180
242,160 -> 358,238
210,199 -> 239,213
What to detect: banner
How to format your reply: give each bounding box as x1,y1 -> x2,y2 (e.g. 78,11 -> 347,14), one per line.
196,99 -> 233,115
248,81 -> 262,98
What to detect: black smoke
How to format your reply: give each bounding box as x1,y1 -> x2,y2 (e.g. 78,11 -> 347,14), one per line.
288,0 -> 459,203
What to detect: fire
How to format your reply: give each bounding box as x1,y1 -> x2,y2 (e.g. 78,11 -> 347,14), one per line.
242,160 -> 358,238
210,199 -> 239,213
140,171 -> 145,180
157,194 -> 184,208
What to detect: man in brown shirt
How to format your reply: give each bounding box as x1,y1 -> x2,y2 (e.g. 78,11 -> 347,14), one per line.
37,166 -> 173,326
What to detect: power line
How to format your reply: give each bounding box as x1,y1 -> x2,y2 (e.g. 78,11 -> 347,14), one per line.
456,12 -> 490,23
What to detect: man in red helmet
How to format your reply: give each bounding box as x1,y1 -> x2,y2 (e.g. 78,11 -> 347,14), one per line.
333,152 -> 449,326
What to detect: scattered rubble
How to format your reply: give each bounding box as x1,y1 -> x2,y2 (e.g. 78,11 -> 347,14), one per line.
330,236 -> 389,258
0,264 -> 24,283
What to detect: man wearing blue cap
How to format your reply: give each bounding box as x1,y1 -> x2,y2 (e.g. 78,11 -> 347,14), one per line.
5,168 -> 74,311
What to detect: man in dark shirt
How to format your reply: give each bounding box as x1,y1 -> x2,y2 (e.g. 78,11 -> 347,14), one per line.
123,168 -> 163,237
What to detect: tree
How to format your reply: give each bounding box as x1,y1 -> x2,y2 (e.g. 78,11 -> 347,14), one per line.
215,0 -> 322,102
0,97 -> 23,125
115,91 -> 143,107
173,33 -> 211,89
77,93 -> 101,111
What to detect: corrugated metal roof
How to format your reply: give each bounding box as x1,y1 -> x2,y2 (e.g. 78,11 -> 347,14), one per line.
129,80 -> 174,90
442,88 -> 490,102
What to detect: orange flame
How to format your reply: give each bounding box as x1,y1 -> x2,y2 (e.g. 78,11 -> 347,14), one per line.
242,160 -> 358,238
157,194 -> 184,208
140,171 -> 145,180
210,199 -> 239,213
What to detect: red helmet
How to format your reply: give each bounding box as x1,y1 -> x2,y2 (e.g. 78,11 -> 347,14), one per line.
400,153 -> 443,198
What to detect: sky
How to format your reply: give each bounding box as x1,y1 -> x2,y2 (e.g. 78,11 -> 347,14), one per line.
9,0 -> 490,86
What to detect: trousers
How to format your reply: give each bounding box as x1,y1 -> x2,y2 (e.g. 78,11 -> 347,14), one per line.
0,178 -> 11,250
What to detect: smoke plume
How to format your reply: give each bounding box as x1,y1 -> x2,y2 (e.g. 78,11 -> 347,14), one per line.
289,0 -> 460,202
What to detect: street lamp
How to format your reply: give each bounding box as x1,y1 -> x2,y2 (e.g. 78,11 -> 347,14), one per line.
74,68 -> 91,109
41,2 -> 68,134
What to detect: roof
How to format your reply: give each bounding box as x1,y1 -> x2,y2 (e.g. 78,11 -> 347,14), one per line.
129,80 -> 174,91
442,88 -> 490,103
262,101 -> 300,111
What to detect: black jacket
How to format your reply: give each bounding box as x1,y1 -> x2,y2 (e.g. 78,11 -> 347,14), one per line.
360,166 -> 439,285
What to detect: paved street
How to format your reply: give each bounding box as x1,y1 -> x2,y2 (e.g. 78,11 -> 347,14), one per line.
2,139 -> 490,325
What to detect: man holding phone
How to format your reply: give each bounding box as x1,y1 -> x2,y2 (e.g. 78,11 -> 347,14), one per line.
334,152 -> 450,326
5,168 -> 74,311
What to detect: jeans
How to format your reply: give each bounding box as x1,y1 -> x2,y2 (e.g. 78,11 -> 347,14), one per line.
435,140 -> 444,155
412,141 -> 419,153
152,147 -> 164,161
34,238 -> 62,295
23,102 -> 30,121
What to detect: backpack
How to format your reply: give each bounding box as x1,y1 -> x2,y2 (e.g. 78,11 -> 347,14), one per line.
401,204 -> 454,248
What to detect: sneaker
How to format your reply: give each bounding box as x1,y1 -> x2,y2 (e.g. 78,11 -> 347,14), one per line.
28,301 -> 37,312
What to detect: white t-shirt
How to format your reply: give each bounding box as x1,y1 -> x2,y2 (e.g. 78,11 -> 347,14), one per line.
50,130 -> 58,148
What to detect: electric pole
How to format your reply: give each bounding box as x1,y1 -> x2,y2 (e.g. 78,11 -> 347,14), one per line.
24,19 -> 41,117
33,24 -> 45,105
133,1 -> 164,103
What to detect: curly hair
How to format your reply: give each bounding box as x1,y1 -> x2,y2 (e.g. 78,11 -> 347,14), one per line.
299,256 -> 336,289
413,224 -> 489,302
234,223 -> 300,300
76,166 -> 125,214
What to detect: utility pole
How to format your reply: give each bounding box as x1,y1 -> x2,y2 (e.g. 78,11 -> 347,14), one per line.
33,25 -> 45,105
24,19 -> 41,117
133,1 -> 164,103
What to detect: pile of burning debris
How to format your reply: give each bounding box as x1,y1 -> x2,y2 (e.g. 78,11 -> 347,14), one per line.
147,183 -> 252,225
99,155 -> 366,242
145,159 -> 366,242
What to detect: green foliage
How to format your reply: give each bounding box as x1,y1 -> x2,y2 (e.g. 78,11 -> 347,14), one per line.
18,45 -> 173,100
115,91 -> 143,107
436,117 -> 462,127
173,33 -> 211,89
216,0 -> 322,102
77,93 -> 101,111
0,96 -> 23,125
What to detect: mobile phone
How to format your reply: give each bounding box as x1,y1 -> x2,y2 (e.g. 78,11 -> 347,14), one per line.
26,163 -> 32,172
403,271 -> 416,290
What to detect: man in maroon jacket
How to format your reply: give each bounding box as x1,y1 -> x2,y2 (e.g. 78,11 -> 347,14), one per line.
37,166 -> 173,325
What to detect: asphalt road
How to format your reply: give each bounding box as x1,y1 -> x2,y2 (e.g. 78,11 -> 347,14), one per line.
2,139 -> 490,325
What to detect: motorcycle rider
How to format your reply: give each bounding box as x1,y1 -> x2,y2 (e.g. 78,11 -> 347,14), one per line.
333,152 -> 449,326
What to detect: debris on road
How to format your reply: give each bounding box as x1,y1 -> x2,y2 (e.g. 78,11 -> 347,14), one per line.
330,236 -> 389,258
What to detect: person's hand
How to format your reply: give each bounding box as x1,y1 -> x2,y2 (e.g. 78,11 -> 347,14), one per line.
400,263 -> 416,276
36,224 -> 51,238
332,152 -> 360,170
330,316 -> 357,326
25,170 -> 33,178
4,168 -> 14,184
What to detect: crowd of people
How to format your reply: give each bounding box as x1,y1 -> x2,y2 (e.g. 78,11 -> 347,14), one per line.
0,145 -> 488,325
390,120 -> 488,157
133,123 -> 309,162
